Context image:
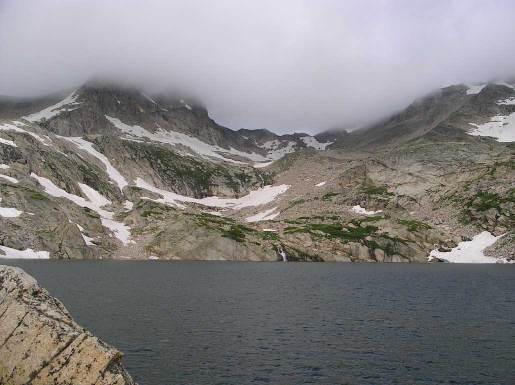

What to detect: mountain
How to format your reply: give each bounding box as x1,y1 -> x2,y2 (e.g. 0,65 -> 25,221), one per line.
0,80 -> 513,262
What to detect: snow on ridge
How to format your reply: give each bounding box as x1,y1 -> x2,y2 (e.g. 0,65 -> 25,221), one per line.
106,116 -> 267,164
0,245 -> 50,259
468,113 -> 515,142
61,136 -> 128,191
31,173 -> 132,245
466,84 -> 486,95
246,207 -> 280,222
301,136 -> 333,150
24,92 -> 81,123
428,231 -> 504,263
351,205 -> 383,216
0,137 -> 17,147
135,177 -> 289,210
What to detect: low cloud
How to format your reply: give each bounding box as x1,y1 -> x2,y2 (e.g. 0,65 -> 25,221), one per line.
1,0 -> 515,133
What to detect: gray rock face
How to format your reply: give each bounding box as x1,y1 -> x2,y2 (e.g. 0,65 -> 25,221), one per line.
1,80 -> 513,262
0,265 -> 136,385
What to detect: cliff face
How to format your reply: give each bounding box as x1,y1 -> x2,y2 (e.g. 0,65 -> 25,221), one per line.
0,265 -> 136,385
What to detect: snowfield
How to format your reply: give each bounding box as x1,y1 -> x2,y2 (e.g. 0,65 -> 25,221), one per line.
468,113 -> 515,142
301,136 -> 333,150
31,173 -> 132,245
428,231 -> 504,263
0,121 -> 49,145
61,136 -> 129,191
466,84 -> 486,95
135,177 -> 289,210
24,92 -> 81,123
0,245 -> 50,259
106,116 -> 267,164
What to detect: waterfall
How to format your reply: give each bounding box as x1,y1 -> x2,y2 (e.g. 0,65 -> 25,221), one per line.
277,245 -> 287,262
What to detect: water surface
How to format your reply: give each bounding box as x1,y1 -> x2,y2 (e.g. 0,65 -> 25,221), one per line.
5,261 -> 515,385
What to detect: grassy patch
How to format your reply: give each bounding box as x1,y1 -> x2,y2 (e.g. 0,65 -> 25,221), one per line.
398,219 -> 432,232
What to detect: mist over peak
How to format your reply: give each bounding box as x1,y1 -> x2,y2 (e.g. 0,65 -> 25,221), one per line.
1,0 -> 515,134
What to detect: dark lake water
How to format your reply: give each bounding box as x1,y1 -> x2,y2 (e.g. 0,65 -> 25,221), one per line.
4,261 -> 515,385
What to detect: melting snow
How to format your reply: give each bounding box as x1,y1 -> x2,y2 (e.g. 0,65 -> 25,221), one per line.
351,205 -> 383,216
466,84 -> 486,95
135,178 -> 289,210
24,92 -> 81,122
315,181 -> 326,187
301,136 -> 333,150
0,164 -> 10,169
106,116 -> 267,164
428,231 -> 503,263
31,173 -> 132,245
61,137 -> 128,191
0,174 -> 18,184
246,207 -> 280,222
468,113 -> 515,142
0,245 -> 50,259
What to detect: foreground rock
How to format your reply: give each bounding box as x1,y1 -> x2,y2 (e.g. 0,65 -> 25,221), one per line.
0,265 -> 136,385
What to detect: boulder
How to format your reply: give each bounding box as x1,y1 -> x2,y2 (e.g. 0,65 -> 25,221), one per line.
0,265 -> 136,385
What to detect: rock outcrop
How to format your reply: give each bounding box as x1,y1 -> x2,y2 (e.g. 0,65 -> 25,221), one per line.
0,265 -> 136,385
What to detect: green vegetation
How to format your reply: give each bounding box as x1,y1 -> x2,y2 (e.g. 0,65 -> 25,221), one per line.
398,219 -> 432,232
221,224 -> 255,242
361,184 -> 393,197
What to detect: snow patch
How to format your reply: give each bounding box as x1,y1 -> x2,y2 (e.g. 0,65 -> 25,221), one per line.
106,116 -> 267,164
24,92 -> 81,122
135,178 -> 289,210
253,161 -> 274,168
123,200 -> 134,210
351,205 -> 383,216
0,174 -> 18,184
246,207 -> 280,222
259,140 -> 297,160
301,136 -> 333,150
0,198 -> 23,218
61,137 -> 128,191
0,137 -> 16,147
497,97 -> 515,105
468,113 -> 515,142
428,231 -> 503,263
0,245 -> 50,259
315,181 -> 326,187
75,223 -> 95,246
466,84 -> 486,95
31,173 -> 132,245
0,164 -> 10,169
0,122 -> 49,145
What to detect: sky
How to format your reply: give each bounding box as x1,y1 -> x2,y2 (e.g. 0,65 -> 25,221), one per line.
1,0 -> 515,134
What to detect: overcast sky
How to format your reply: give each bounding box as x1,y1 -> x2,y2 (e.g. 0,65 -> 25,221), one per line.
1,0 -> 515,133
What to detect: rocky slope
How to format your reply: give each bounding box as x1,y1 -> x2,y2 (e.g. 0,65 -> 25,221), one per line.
0,80 -> 513,262
0,265 -> 135,385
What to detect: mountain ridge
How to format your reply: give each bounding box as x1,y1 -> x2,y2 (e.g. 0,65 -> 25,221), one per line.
0,80 -> 513,262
